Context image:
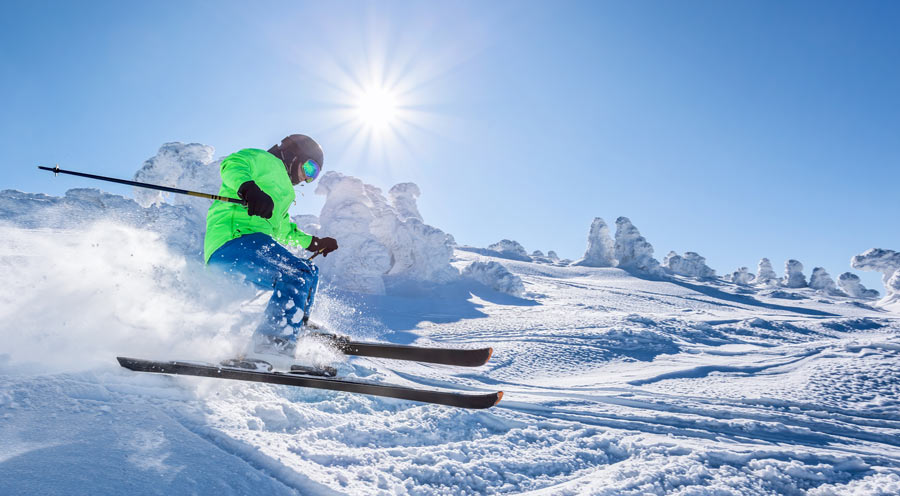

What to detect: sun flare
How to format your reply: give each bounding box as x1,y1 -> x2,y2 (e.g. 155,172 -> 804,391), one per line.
355,86 -> 398,130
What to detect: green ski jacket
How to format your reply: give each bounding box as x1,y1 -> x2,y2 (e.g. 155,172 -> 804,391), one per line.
203,148 -> 313,263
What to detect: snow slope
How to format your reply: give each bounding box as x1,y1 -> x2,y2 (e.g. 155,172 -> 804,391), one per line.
2,147 -> 899,494
2,230 -> 898,495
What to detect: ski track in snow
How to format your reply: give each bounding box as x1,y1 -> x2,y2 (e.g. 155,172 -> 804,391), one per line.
2,242 -> 900,495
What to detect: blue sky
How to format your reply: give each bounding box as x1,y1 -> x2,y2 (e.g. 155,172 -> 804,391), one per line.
2,1 -> 898,289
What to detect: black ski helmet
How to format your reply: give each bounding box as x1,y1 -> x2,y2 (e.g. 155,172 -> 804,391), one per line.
269,134 -> 324,185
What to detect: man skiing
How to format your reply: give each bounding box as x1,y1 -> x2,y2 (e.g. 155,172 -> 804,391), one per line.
204,134 -> 338,355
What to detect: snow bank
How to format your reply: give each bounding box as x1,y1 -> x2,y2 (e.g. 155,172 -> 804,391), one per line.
573,217 -> 616,267
486,239 -> 531,261
314,172 -> 458,294
756,258 -> 778,285
838,272 -> 880,299
783,259 -> 808,288
613,217 -> 663,276
730,267 -> 755,285
851,248 -> 900,306
663,251 -> 716,278
462,261 -> 526,297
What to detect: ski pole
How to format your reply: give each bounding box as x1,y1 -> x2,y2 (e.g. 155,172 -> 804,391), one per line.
39,165 -> 325,261
37,165 -> 246,205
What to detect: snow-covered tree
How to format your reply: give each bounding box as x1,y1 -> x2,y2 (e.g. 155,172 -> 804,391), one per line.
783,260 -> 807,288
837,272 -> 880,299
663,251 -> 716,278
573,217 -> 616,267
809,267 -> 840,294
613,217 -> 662,275
314,172 -> 458,293
756,258 -> 778,285
851,248 -> 900,305
731,267 -> 755,285
388,183 -> 423,222
547,251 -> 559,261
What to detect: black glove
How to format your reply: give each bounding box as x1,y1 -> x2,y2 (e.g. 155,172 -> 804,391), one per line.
308,236 -> 339,257
237,181 -> 274,219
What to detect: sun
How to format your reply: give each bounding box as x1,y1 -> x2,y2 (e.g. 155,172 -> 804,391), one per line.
355,86 -> 398,131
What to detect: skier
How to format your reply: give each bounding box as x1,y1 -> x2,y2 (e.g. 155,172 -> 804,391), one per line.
204,134 -> 339,356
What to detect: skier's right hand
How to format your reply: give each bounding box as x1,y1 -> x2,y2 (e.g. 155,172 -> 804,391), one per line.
238,181 -> 274,219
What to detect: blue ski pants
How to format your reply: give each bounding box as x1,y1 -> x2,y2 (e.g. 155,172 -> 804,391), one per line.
207,233 -> 318,341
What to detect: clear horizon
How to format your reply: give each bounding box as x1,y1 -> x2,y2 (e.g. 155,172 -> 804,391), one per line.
2,0 -> 898,291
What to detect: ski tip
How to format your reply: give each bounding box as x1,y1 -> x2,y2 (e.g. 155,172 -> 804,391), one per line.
494,391 -> 503,406
487,347 -> 494,362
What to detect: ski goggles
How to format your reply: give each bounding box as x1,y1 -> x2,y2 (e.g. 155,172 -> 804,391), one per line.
293,158 -> 321,184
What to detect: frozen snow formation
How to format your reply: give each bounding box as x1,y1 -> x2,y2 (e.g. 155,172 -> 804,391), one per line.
486,239 -> 531,261
663,251 -> 716,278
531,250 -> 545,257
783,259 -> 808,288
547,250 -> 559,261
851,248 -> 900,305
133,143 -> 218,207
730,267 -> 755,285
838,272 -> 880,299
0,188 -> 203,258
809,267 -> 842,295
613,216 -> 663,276
756,258 -> 778,285
462,261 -> 525,297
573,217 -> 616,267
313,172 -> 458,294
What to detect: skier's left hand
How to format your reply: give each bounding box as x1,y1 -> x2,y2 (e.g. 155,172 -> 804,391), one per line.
309,236 -> 339,257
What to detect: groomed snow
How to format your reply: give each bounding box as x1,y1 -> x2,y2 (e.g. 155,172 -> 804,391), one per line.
1,142 -> 899,495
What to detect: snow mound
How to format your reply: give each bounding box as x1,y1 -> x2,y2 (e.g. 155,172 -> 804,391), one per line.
838,272 -> 880,299
531,250 -> 545,258
462,261 -> 526,297
756,258 -> 778,285
783,259 -> 808,288
851,248 -> 900,306
486,239 -> 531,261
663,251 -> 716,278
314,172 -> 458,294
546,250 -> 559,261
614,217 -> 663,276
573,217 -> 616,267
730,267 -> 755,285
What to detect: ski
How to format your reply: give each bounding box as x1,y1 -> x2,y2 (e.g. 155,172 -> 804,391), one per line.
308,332 -> 493,367
117,357 -> 503,409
